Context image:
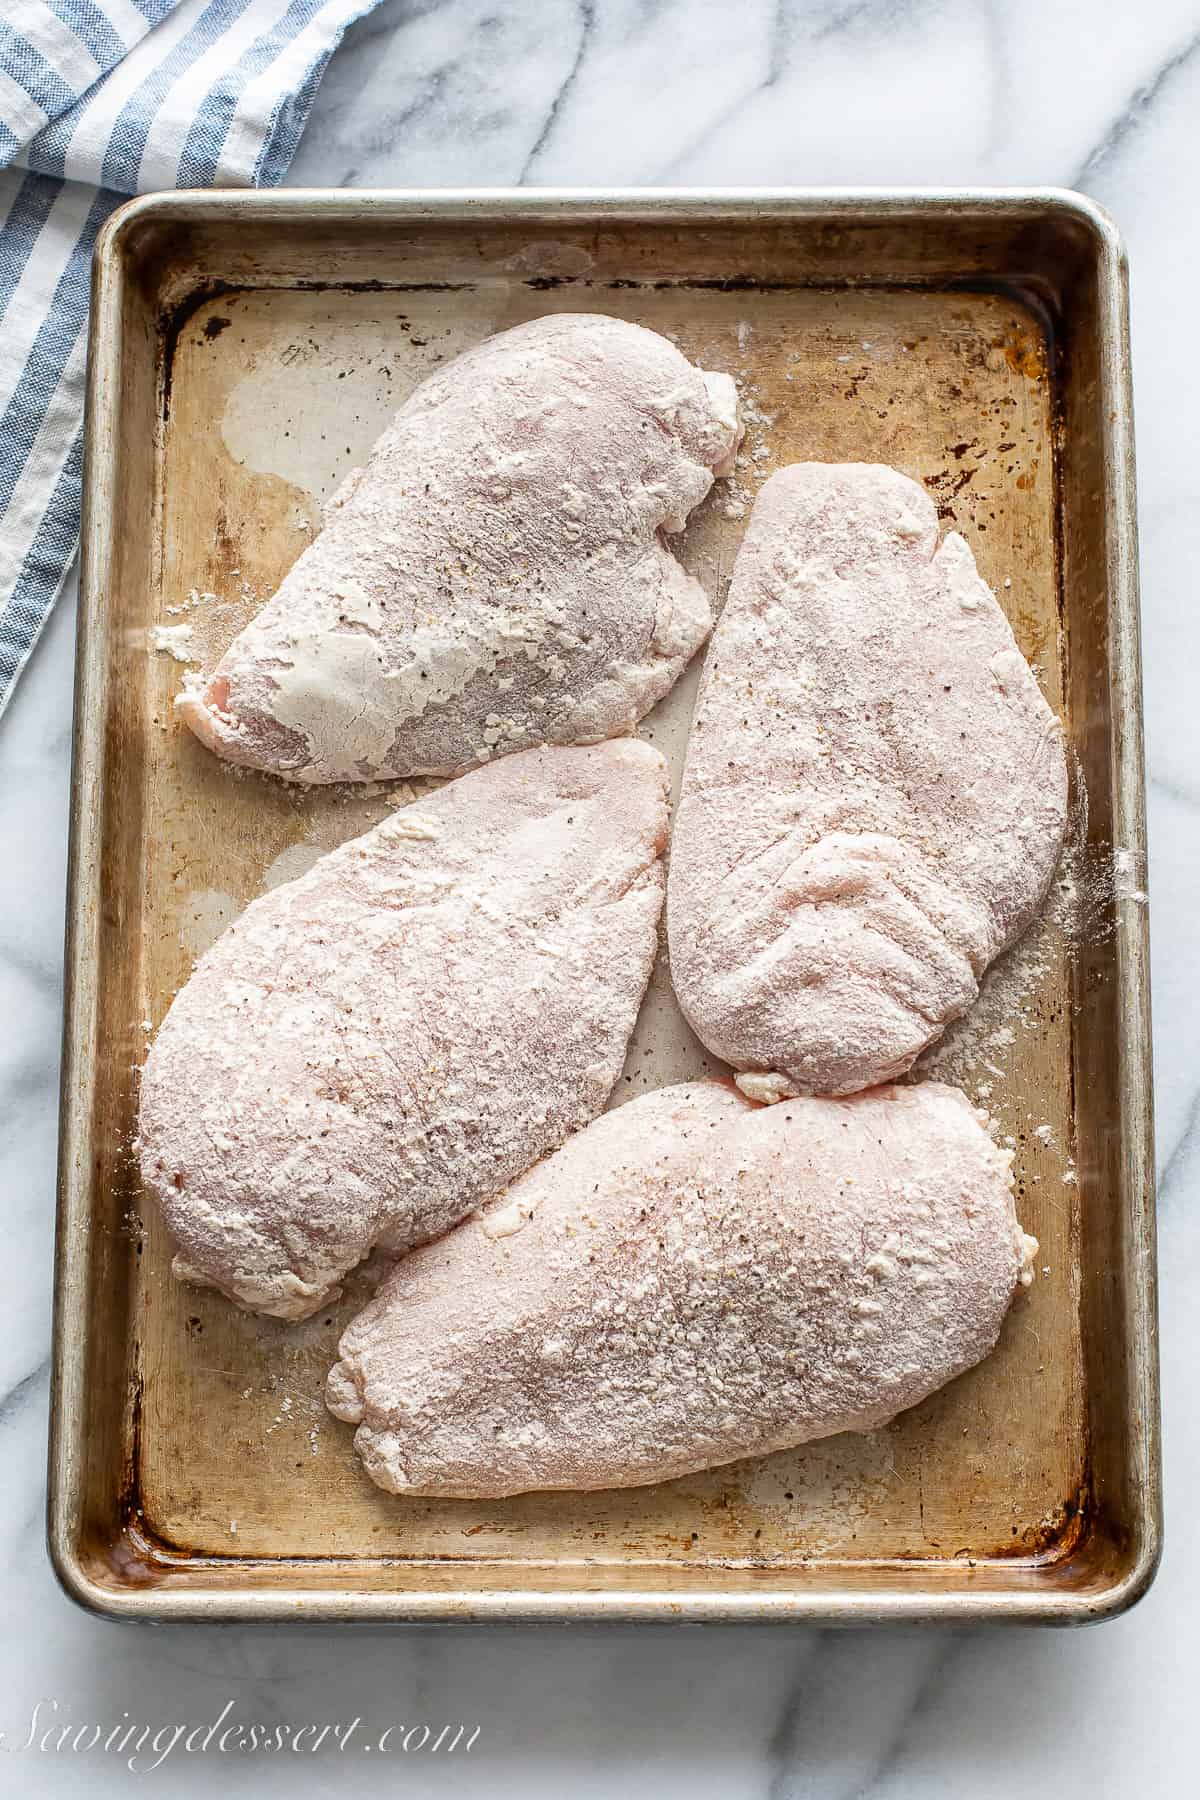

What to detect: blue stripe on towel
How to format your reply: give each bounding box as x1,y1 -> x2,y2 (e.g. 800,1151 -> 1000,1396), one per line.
0,171 -> 63,324
0,187 -> 109,521
46,0 -> 134,72
0,423 -> 84,693
0,0 -> 384,719
0,20 -> 77,130
99,0 -> 257,193
175,0 -> 325,188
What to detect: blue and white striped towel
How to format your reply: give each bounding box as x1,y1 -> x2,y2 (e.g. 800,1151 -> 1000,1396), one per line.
0,0 -> 382,717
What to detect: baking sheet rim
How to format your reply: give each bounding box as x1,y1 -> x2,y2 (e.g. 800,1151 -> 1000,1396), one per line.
48,186 -> 1159,1624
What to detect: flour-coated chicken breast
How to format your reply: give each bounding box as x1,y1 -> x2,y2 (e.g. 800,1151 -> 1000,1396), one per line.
179,313 -> 739,783
327,1079 -> 1034,1497
138,740 -> 669,1319
668,463 -> 1068,1096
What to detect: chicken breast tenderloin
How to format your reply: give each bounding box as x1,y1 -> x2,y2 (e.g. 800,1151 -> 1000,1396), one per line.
179,314 -> 740,783
138,740 -> 669,1320
668,463 -> 1069,1097
327,1079 -> 1034,1498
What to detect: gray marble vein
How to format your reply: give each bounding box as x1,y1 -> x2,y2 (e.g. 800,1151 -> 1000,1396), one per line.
0,1360 -> 48,1435
1072,22 -> 1200,186
1159,1084 -> 1200,1207
520,0 -> 596,178
768,1633 -> 952,1800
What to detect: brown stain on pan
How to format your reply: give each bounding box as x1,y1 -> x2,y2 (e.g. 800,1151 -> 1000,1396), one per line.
134,277 -> 1081,1571
59,198 -> 1154,1622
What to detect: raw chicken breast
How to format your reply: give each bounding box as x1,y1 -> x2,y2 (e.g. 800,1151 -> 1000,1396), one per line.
138,740 -> 669,1320
179,313 -> 739,783
327,1079 -> 1034,1498
668,463 -> 1069,1096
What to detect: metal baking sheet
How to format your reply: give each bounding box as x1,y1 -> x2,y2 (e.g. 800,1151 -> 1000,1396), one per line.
49,189 -> 1159,1622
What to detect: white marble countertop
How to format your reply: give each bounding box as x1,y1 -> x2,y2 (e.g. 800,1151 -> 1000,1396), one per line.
3,0 -> 1197,1790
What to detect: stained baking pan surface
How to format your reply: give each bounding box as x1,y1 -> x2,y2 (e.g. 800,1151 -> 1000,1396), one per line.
50,190 -> 1158,1622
